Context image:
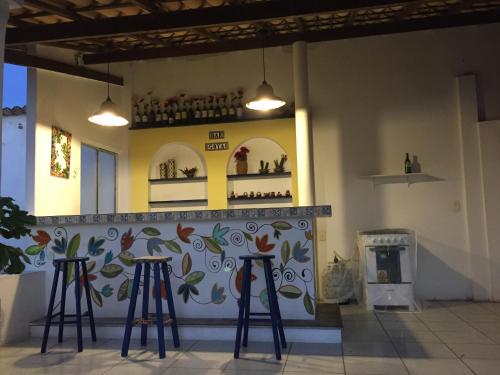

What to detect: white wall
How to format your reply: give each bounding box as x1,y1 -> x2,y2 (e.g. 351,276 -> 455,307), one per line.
33,67 -> 130,215
1,114 -> 27,206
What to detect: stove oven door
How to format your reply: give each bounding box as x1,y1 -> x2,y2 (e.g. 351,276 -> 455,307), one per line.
365,246 -> 411,284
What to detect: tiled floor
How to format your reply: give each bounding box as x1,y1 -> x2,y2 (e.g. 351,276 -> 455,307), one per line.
2,301 -> 500,374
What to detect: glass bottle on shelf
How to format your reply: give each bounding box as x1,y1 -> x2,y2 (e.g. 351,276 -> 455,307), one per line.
134,105 -> 141,125
168,101 -> 175,125
220,96 -> 228,120
229,93 -> 236,119
174,100 -> 181,124
161,101 -> 168,123
180,94 -> 188,124
148,102 -> 155,124
194,98 -> 201,123
236,92 -> 244,119
142,104 -> 149,124
187,99 -> 194,124
214,96 -> 221,120
200,97 -> 208,122
207,96 -> 215,121
405,153 -> 412,174
154,102 -> 162,124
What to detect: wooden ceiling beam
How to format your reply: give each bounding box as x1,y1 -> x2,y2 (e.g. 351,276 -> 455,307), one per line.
6,0 -> 419,45
81,9 -> 500,64
22,0 -> 90,21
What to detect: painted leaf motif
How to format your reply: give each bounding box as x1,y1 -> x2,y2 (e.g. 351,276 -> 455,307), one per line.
91,286 -> 103,307
211,283 -> 226,304
101,284 -> 113,298
79,273 -> 97,291
185,271 -> 205,285
100,263 -> 124,278
259,288 -> 270,311
281,240 -> 291,263
256,234 -> 275,253
25,245 -> 44,256
86,261 -> 96,273
272,221 -> 292,231
243,232 -> 253,242
278,284 -> 303,299
305,230 -> 313,241
32,230 -> 51,246
177,223 -> 194,244
152,282 -> 167,300
118,251 -> 135,267
142,227 -> 161,236
88,236 -> 105,256
182,253 -> 192,276
104,250 -> 113,264
235,266 -> 257,294
51,237 -> 67,254
273,229 -> 282,240
292,241 -> 310,263
165,240 -> 182,254
189,285 -> 199,296
147,238 -> 164,255
204,237 -> 222,254
66,234 -> 81,284
304,291 -> 314,315
117,278 -> 129,301
212,223 -> 230,246
177,284 -> 190,303
121,228 -> 134,251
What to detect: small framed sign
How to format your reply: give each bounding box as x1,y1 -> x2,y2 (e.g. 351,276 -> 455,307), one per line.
209,130 -> 225,140
205,142 -> 229,151
50,126 -> 72,179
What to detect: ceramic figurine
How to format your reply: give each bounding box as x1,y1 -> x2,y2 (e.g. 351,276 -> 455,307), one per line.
230,191 -> 236,199
249,191 -> 255,198
243,192 -> 249,198
285,190 -> 291,197
256,192 -> 262,198
264,192 -> 270,198
277,192 -> 283,197
270,192 -> 276,197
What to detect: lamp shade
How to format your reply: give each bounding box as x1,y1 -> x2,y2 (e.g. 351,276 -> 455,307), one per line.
246,81 -> 286,111
88,97 -> 129,127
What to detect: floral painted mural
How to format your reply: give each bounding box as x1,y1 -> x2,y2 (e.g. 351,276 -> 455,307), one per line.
26,219 -> 316,319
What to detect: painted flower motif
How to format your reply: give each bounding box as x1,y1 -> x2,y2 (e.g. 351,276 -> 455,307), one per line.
177,223 -> 194,244
121,228 -> 134,251
32,230 -> 50,246
80,273 -> 97,291
235,266 -> 257,294
256,234 -> 275,253
152,283 -> 167,300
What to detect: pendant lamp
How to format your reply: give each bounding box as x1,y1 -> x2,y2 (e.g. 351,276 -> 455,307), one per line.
88,64 -> 129,126
246,47 -> 286,111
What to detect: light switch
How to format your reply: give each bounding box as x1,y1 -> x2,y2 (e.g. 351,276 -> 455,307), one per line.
319,231 -> 327,241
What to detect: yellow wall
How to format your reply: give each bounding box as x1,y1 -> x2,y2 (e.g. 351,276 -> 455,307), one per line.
129,118 -> 298,212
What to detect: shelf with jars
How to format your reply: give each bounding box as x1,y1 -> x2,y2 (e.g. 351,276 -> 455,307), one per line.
130,91 -> 294,130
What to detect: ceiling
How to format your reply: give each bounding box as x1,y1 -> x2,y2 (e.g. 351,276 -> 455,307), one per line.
6,0 -> 500,65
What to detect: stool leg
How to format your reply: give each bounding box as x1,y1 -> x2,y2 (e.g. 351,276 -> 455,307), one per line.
121,263 -> 142,357
242,260 -> 252,347
74,262 -> 83,352
263,260 -> 281,360
162,263 -> 180,348
153,264 -> 166,359
141,263 -> 150,346
81,261 -> 97,342
58,262 -> 68,343
234,261 -> 250,359
264,259 -> 286,349
41,262 -> 60,353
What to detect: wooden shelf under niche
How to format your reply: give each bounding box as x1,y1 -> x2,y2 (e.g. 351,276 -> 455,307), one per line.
227,172 -> 291,180
149,199 -> 208,205
149,176 -> 208,183
228,196 -> 292,204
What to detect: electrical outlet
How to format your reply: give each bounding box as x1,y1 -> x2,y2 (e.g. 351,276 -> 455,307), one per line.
319,231 -> 327,241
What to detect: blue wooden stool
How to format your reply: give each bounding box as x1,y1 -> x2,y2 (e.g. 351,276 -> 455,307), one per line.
41,257 -> 96,353
234,254 -> 286,360
121,256 -> 180,359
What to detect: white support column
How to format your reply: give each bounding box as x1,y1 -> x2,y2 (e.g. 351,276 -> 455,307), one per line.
0,1 -> 10,183
457,75 -> 492,301
293,40 -> 315,206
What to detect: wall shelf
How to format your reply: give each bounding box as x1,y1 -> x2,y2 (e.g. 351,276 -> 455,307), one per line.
359,173 -> 441,187
149,176 -> 207,183
227,172 -> 291,180
149,199 -> 208,205
228,196 -> 292,204
130,114 -> 294,130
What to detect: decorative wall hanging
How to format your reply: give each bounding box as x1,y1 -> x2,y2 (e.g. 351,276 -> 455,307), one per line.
50,126 -> 72,179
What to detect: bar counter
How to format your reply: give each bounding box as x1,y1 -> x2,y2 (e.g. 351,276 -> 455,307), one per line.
27,206 -> 332,320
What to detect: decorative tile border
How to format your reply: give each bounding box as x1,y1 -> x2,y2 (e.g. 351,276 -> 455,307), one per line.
35,205 -> 332,227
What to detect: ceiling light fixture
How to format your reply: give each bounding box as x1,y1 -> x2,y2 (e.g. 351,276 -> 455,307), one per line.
88,63 -> 128,127
246,46 -> 286,111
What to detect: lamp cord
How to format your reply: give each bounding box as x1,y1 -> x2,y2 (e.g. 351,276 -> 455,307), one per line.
262,47 -> 266,82
107,63 -> 110,99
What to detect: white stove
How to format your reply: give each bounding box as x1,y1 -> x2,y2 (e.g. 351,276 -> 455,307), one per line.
358,229 -> 416,311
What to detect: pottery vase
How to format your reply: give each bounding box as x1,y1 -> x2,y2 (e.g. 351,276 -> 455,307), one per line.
167,159 -> 176,179
236,160 -> 248,175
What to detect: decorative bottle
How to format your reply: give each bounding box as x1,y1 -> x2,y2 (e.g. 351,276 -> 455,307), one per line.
229,93 -> 236,119
141,104 -> 149,124
194,99 -> 201,123
404,153 -> 412,174
200,98 -> 208,122
236,92 -> 244,119
134,105 -> 141,125
220,96 -> 228,120
207,96 -> 215,121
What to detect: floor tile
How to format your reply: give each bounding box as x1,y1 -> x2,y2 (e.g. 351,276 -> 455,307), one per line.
344,356 -> 408,375
343,342 -> 397,357
284,343 -> 344,374
395,342 -> 457,358
101,363 -> 168,375
422,320 -> 472,331
433,329 -> 495,344
448,343 -> 500,359
464,359 -> 500,375
166,369 -> 223,375
381,321 -> 430,332
402,358 -> 474,375
386,329 -> 441,343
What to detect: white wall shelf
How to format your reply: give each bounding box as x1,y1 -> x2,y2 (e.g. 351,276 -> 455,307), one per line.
227,172 -> 291,180
149,176 -> 207,183
359,173 -> 441,187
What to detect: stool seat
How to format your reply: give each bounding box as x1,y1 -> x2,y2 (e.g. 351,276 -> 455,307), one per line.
133,256 -> 172,263
53,257 -> 90,263
239,254 -> 275,260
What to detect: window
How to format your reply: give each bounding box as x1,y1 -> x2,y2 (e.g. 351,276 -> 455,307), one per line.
80,145 -> 116,214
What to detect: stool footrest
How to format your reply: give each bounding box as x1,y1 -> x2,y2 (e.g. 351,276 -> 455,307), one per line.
50,312 -> 90,320
248,318 -> 274,323
249,312 -> 271,316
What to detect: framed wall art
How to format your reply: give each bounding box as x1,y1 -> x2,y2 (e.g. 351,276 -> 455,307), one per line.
50,126 -> 72,179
